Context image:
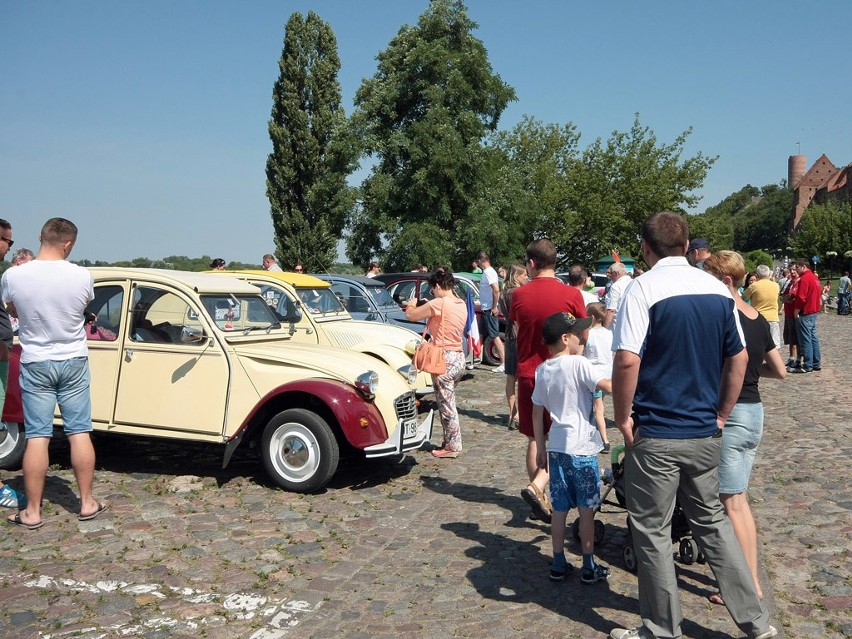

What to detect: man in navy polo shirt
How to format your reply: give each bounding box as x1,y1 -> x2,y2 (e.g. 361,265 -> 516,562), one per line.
609,212 -> 776,639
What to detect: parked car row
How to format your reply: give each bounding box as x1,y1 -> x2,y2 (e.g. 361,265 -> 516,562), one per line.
0,268 -> 433,494
374,272 -> 506,366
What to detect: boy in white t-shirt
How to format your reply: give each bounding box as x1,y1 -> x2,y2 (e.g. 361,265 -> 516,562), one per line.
532,312 -> 612,584
583,302 -> 613,452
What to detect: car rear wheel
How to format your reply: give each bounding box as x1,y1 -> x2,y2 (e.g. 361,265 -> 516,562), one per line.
482,337 -> 503,366
0,422 -> 25,470
261,409 -> 339,493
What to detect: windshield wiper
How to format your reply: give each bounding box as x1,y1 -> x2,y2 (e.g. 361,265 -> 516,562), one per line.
242,323 -> 281,335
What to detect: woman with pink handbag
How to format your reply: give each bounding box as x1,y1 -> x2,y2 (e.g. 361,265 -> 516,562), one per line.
405,267 -> 468,458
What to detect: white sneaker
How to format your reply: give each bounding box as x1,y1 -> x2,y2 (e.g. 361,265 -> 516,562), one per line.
609,629 -> 642,639
492,364 -> 505,373
753,626 -> 778,639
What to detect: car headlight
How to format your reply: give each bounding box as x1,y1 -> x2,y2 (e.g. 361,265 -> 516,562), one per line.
404,339 -> 420,357
355,371 -> 378,399
398,364 -> 418,386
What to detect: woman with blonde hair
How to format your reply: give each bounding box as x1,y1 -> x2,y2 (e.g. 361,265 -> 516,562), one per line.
498,263 -> 528,429
703,250 -> 787,605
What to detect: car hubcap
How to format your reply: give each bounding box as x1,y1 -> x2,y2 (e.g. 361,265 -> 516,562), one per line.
270,423 -> 319,482
0,422 -> 21,457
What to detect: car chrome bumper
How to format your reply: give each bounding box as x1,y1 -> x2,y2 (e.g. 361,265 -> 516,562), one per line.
364,409 -> 433,458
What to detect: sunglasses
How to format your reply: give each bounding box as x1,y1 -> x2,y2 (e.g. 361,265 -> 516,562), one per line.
0,236 -> 13,248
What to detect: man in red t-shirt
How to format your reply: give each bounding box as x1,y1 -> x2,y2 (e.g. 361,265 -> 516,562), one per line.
509,239 -> 586,522
792,259 -> 822,372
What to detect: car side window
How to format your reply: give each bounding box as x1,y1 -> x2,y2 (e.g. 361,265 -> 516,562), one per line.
419,281 -> 435,301
86,285 -> 123,341
130,286 -> 199,344
391,281 -> 416,304
332,283 -> 368,313
259,284 -> 300,322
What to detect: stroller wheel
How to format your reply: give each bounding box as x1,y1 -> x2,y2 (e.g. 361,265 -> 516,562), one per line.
594,519 -> 606,544
679,538 -> 699,565
623,537 -> 638,573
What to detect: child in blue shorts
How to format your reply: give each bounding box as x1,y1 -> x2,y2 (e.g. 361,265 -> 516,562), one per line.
532,312 -> 612,583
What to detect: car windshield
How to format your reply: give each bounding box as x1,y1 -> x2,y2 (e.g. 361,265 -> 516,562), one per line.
200,294 -> 282,333
296,287 -> 347,315
367,285 -> 399,309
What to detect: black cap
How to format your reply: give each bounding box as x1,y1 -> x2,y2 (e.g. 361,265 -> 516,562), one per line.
541,312 -> 593,345
688,238 -> 710,252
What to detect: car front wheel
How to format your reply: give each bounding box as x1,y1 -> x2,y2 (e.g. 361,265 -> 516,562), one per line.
0,422 -> 25,470
261,409 -> 339,493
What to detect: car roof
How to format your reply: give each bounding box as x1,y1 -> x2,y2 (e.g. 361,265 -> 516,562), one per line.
316,274 -> 383,287
217,269 -> 331,289
88,267 -> 261,295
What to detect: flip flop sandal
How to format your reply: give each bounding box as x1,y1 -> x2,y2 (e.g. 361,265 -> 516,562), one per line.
79,501 -> 109,521
8,512 -> 44,530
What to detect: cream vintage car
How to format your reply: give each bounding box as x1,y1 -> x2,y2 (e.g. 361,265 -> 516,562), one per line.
211,270 -> 433,396
0,268 -> 432,493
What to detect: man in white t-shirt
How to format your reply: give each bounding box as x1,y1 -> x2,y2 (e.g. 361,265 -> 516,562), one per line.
567,264 -> 599,306
476,252 -> 505,371
2,218 -> 106,530
603,262 -> 631,331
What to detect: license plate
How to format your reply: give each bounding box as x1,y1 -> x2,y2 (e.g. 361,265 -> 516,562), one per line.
403,420 -> 418,438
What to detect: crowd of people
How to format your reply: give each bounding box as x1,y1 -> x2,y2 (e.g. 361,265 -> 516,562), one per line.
4,211 -> 825,639
389,217 -> 792,639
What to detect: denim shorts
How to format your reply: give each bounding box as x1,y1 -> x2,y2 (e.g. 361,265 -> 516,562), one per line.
719,402 -> 764,494
20,357 -> 93,439
548,452 -> 601,512
480,311 -> 500,338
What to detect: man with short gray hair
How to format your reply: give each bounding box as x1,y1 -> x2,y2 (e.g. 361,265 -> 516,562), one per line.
603,262 -> 630,330
743,264 -> 781,349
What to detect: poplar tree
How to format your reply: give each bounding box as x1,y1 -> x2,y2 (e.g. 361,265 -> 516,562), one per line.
266,11 -> 356,272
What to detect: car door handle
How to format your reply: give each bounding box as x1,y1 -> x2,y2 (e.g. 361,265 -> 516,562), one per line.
125,349 -> 134,361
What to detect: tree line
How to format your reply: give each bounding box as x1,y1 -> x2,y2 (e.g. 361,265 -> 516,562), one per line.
267,1 -> 719,274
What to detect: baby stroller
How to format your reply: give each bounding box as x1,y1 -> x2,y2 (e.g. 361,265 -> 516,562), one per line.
605,445 -> 706,573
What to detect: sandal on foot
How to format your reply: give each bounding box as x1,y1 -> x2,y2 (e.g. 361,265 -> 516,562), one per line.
708,591 -> 725,606
79,501 -> 109,521
521,484 -> 551,523
431,448 -> 459,459
8,512 -> 43,530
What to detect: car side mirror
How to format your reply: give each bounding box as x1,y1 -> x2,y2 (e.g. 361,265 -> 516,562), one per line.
181,326 -> 207,344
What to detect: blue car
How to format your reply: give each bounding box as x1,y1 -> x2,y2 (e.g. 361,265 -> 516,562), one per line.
316,274 -> 426,334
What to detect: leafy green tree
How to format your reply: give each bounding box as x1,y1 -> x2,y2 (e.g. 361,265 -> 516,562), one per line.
476,117 -> 581,265
684,211 -> 734,251
732,186 -> 793,254
546,115 -> 716,267
743,249 -> 773,273
347,0 -> 516,271
793,201 -> 852,265
704,184 -> 760,219
267,11 -> 357,273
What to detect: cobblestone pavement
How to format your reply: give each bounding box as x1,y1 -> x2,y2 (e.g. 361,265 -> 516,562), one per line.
0,315 -> 849,638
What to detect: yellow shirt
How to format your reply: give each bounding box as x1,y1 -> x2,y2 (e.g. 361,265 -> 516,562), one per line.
744,278 -> 780,322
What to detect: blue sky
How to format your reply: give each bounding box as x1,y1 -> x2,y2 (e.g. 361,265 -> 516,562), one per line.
2,1 -> 849,265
